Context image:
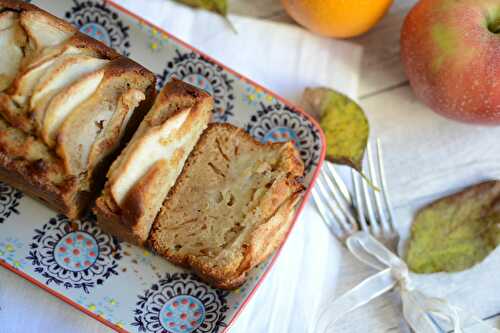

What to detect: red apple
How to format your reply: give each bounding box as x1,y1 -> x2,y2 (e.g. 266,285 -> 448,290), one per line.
401,0 -> 500,125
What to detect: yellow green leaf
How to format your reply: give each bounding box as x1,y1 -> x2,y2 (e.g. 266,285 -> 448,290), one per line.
174,0 -> 227,16
172,0 -> 235,32
406,181 -> 500,274
302,87 -> 369,171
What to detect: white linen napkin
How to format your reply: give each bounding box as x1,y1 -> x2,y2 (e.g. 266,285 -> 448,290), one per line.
114,1 -> 363,332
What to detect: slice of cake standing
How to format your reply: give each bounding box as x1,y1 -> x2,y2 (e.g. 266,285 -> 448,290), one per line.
94,79 -> 213,245
149,123 -> 305,289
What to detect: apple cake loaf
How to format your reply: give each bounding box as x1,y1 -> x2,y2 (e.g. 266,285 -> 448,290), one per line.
0,0 -> 156,218
149,123 -> 305,289
94,79 -> 213,245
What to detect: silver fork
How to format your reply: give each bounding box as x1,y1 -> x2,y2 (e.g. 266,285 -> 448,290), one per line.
312,140 -> 399,251
311,143 -> 496,333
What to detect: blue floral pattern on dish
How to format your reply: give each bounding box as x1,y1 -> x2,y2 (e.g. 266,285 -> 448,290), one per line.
246,102 -> 321,172
133,273 -> 229,333
0,182 -> 23,224
160,295 -> 206,333
65,0 -> 131,55
157,50 -> 235,122
26,214 -> 122,293
54,231 -> 100,272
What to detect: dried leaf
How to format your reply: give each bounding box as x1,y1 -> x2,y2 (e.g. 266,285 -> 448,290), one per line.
302,87 -> 369,171
172,0 -> 235,32
406,180 -> 500,274
174,0 -> 227,15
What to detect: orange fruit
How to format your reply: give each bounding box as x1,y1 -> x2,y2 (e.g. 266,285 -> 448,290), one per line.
282,0 -> 393,38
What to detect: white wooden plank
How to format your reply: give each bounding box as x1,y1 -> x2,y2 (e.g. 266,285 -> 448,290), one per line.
354,0 -> 418,97
360,85 -> 500,209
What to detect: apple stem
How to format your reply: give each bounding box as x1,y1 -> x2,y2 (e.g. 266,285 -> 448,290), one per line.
489,17 -> 500,34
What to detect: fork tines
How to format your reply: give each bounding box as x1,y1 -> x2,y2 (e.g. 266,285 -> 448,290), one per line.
312,140 -> 396,242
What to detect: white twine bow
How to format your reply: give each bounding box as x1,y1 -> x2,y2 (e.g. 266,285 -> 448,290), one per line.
313,232 -> 499,333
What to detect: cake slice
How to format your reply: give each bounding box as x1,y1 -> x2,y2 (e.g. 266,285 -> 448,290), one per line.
149,123 -> 305,289
94,79 -> 213,245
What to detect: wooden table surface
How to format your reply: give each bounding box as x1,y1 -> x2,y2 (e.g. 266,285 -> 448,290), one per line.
1,0 -> 497,332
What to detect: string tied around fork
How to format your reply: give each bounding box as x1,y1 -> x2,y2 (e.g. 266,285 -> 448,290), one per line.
389,257 -> 414,292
